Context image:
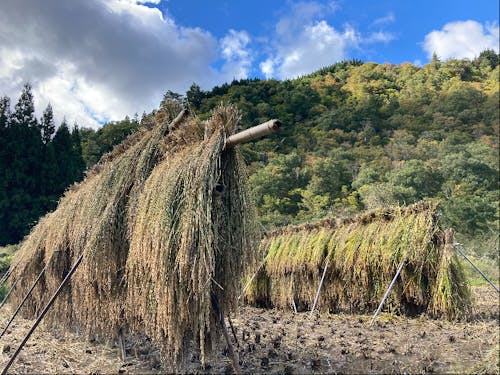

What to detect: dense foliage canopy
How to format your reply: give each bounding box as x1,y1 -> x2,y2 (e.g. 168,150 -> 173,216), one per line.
1,51 -> 498,255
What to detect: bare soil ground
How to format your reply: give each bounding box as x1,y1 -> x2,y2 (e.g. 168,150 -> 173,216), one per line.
0,286 -> 498,374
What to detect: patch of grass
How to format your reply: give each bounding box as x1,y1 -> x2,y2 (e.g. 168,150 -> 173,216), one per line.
0,244 -> 19,277
0,284 -> 8,301
459,253 -> 500,287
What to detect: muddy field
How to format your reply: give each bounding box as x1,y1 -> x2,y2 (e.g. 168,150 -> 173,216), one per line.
0,286 -> 498,374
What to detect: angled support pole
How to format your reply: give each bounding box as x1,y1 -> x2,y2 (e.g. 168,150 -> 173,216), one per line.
226,314 -> 240,348
309,261 -> 329,319
0,269 -> 12,289
0,266 -> 47,339
455,244 -> 499,293
238,257 -> 267,301
211,291 -> 241,375
370,258 -> 406,326
0,260 -> 20,291
2,252 -> 84,375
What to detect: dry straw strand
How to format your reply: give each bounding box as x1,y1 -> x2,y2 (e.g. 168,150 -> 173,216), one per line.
9,103 -> 257,370
245,201 -> 471,318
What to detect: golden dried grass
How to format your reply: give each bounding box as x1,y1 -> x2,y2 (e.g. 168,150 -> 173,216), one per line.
245,201 -> 471,319
9,103 -> 257,369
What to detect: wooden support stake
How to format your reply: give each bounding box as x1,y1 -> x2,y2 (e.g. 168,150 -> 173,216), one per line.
0,269 -> 12,290
238,258 -> 267,301
370,258 -> 406,326
0,279 -> 18,311
455,245 -> 499,293
118,328 -> 126,361
0,260 -> 20,289
0,266 -> 47,339
291,298 -> 297,314
211,292 -> 241,375
227,314 -> 240,348
309,262 -> 329,319
2,252 -> 84,375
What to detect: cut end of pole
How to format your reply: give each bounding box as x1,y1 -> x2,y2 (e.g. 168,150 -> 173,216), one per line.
225,119 -> 282,149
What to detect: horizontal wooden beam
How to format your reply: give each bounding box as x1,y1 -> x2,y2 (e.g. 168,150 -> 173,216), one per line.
225,119 -> 281,148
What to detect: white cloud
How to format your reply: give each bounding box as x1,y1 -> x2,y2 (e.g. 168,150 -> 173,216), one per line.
259,1 -> 357,79
364,31 -> 396,44
272,21 -> 359,78
371,12 -> 395,27
423,20 -> 500,60
0,0 -> 246,129
260,59 -> 275,79
220,30 -> 253,80
259,2 -> 393,79
275,1 -> 335,38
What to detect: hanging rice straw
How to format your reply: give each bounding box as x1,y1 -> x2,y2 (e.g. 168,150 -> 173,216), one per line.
244,202 -> 471,319
9,103 -> 259,371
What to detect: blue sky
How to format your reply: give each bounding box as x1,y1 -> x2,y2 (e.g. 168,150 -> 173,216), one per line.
0,0 -> 498,128
164,0 -> 499,69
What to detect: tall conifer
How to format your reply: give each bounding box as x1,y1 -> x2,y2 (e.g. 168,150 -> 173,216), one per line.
40,104 -> 55,144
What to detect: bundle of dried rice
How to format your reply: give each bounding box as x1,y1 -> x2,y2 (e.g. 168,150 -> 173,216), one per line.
9,103 -> 257,369
244,201 -> 471,319
125,106 -> 256,366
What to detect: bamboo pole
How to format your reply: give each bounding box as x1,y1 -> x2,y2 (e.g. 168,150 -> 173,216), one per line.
211,291 -> 241,375
309,262 -> 329,319
118,328 -> 126,361
0,279 -> 18,311
227,314 -> 240,348
0,266 -> 47,339
225,119 -> 281,149
0,269 -> 12,289
0,259 -> 20,291
455,245 -> 499,293
238,257 -> 267,300
370,258 -> 406,326
167,108 -> 189,132
2,252 -> 84,375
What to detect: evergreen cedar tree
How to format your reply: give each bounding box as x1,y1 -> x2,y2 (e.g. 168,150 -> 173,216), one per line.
0,84 -> 86,245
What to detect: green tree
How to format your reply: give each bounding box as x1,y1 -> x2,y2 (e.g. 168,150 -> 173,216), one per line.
52,120 -> 76,195
1,84 -> 44,245
249,152 -> 307,225
0,96 -> 10,127
439,146 -> 497,191
70,125 -> 86,182
39,142 -> 58,211
442,186 -> 497,236
95,118 -> 139,156
40,104 -> 55,144
388,159 -> 443,203
79,127 -> 101,167
0,97 -> 11,243
474,49 -> 499,70
304,157 -> 351,212
185,83 -> 205,110
12,83 -> 37,129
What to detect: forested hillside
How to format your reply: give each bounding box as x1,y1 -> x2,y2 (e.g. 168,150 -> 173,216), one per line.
1,51 -> 498,255
193,51 -> 499,256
